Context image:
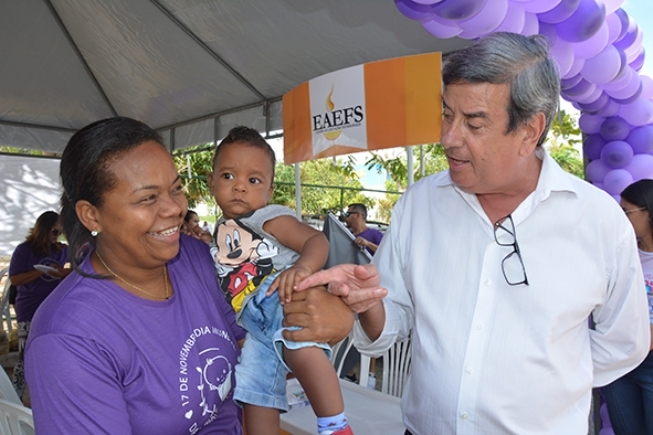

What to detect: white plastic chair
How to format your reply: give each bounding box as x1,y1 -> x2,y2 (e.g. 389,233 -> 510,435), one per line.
0,365 -> 21,405
380,338 -> 411,397
330,334 -> 355,378
0,398 -> 34,435
360,337 -> 412,397
0,268 -> 13,333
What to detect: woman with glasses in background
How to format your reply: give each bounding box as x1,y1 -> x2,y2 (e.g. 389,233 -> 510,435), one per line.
8,210 -> 71,401
604,179 -> 653,434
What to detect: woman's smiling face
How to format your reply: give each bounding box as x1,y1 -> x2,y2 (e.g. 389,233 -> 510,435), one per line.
93,141 -> 187,270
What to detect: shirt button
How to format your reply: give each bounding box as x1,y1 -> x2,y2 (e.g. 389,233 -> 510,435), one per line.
476,323 -> 484,330
461,412 -> 469,420
484,279 -> 492,286
466,367 -> 474,375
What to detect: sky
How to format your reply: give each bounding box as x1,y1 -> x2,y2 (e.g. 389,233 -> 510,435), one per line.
622,0 -> 652,78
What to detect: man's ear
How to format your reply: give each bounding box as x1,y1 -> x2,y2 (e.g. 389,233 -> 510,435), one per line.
519,112 -> 546,156
75,200 -> 101,234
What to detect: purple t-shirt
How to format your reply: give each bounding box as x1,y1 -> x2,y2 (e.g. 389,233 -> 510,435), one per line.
25,236 -> 246,435
9,241 -> 69,322
357,228 -> 384,255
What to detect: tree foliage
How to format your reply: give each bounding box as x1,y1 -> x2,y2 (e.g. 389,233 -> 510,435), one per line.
173,147 -> 216,209
273,157 -> 371,215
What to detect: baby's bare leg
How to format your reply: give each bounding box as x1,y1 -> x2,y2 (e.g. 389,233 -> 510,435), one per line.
243,403 -> 280,435
284,346 -> 344,417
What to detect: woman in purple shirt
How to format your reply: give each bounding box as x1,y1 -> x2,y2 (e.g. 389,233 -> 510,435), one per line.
25,117 -> 353,435
9,210 -> 71,401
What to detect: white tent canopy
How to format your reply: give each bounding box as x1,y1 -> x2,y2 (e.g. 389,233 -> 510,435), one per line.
0,0 -> 468,154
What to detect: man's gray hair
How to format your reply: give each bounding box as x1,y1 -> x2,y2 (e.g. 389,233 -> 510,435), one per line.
442,32 -> 560,146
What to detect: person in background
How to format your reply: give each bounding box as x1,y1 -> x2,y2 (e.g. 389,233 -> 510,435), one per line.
208,126 -> 353,435
603,179 -> 653,434
296,32 -> 649,435
9,210 -> 71,401
343,204 -> 383,255
183,210 -> 212,244
202,221 -> 212,234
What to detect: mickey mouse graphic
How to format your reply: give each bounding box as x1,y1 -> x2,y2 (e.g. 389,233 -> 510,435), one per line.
210,218 -> 278,311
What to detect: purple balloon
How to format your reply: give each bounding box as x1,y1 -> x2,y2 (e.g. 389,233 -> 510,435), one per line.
586,158 -> 611,183
618,98 -> 653,127
562,78 -> 594,96
577,92 -> 610,113
629,48 -> 644,71
494,2 -> 526,33
577,86 -> 604,104
538,0 -> 580,24
573,21 -> 609,59
580,44 -> 622,84
520,0 -> 563,13
583,134 -> 606,160
560,74 -> 583,89
601,140 -> 634,168
579,113 -> 605,133
521,11 -> 540,35
595,98 -> 621,117
563,56 -> 585,79
394,0 -> 434,20
614,16 -> 639,51
625,154 -> 653,181
641,75 -> 653,100
624,29 -> 644,61
556,0 -> 606,43
432,0 -> 487,20
603,65 -> 634,92
421,15 -> 463,38
550,38 -> 575,77
611,80 -> 643,105
626,126 -> 653,154
600,116 -> 631,141
613,9 -> 631,43
603,169 -> 634,195
605,11 -> 624,45
458,0 -> 508,35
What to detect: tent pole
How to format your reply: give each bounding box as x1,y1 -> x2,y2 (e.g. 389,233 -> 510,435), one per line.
407,146 -> 414,187
294,163 -> 302,220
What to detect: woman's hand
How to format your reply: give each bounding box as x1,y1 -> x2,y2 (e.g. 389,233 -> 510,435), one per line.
282,287 -> 354,346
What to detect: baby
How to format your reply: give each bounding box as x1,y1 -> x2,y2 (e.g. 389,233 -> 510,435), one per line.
209,126 -> 353,435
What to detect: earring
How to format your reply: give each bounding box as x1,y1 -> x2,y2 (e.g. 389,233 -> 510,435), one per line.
91,230 -> 98,237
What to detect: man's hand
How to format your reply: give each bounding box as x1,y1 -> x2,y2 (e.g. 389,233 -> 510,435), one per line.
295,264 -> 387,313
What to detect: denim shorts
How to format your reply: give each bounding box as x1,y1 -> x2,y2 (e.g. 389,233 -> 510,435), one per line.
234,273 -> 331,411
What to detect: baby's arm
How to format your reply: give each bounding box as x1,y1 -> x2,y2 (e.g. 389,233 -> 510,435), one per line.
263,215 -> 329,303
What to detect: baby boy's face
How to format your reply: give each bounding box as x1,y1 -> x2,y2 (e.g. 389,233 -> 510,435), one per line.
209,142 -> 274,220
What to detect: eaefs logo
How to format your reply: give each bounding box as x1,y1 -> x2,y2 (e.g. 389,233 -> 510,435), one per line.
311,84 -> 364,141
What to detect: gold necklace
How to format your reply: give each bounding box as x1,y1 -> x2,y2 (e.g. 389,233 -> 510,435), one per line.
95,250 -> 170,300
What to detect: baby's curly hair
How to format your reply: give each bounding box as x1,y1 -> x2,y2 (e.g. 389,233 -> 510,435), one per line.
212,126 -> 276,175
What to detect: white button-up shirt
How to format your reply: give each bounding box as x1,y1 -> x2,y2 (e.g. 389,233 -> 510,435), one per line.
354,148 -> 650,435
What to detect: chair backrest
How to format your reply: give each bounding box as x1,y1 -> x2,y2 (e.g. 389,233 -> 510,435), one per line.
330,334 -> 355,378
0,267 -> 13,333
0,398 -> 34,435
380,338 -> 411,397
0,366 -> 21,405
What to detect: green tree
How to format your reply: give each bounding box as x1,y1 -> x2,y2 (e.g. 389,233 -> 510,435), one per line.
546,109 -> 584,179
173,146 -> 216,208
273,158 -> 371,215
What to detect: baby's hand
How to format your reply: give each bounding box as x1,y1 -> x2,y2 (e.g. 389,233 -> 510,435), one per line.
266,265 -> 313,304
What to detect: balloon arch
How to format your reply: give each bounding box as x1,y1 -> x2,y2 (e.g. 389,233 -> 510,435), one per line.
396,0 -> 653,201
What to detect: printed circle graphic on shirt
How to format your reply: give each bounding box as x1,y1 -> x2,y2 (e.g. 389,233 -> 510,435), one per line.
178,326 -> 236,432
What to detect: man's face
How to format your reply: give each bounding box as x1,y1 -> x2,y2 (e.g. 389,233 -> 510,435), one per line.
344,208 -> 359,228
440,82 -> 532,195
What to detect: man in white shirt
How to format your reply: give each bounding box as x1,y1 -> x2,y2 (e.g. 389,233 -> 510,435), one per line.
295,32 -> 650,434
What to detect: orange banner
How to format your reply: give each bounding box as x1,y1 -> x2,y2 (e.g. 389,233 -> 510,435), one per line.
283,52 -> 442,164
